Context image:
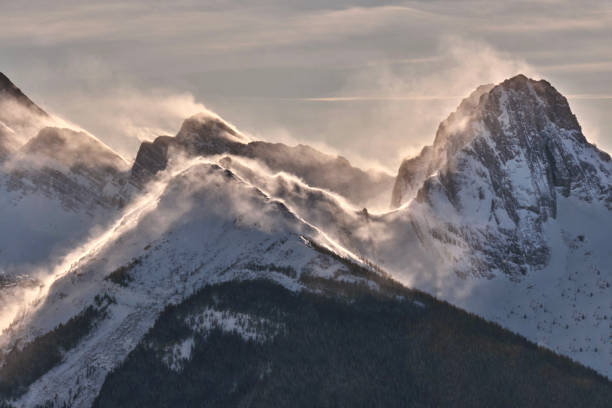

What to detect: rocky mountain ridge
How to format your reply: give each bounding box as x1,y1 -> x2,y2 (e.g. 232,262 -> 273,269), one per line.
0,72 -> 610,406
131,114 -> 394,209
393,74 -> 612,276
0,75 -> 130,275
2,158 -> 610,408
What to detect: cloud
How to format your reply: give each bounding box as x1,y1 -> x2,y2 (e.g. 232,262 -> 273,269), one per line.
567,94 -> 612,100
477,13 -> 612,33
537,61 -> 612,73
47,87 -> 221,160
287,38 -> 536,172
0,2 -> 432,52
1,0 -> 610,173
287,95 -> 461,102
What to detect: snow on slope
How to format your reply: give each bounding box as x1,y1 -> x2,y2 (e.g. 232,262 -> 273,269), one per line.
197,76 -> 612,378
374,193 -> 612,377
0,74 -> 131,278
0,128 -> 129,277
381,75 -> 612,377
2,158 -> 372,408
131,113 -> 394,210
169,146 -> 612,378
0,71 -> 610,408
393,75 -> 612,276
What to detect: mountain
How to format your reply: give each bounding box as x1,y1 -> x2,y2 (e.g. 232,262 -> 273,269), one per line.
0,72 -> 611,406
391,83 -> 495,208
0,74 -> 129,277
212,75 -> 612,378
374,74 -> 612,375
129,113 -> 244,185
0,159 -> 610,407
392,74 -> 612,275
10,127 -> 128,209
131,113 -> 394,210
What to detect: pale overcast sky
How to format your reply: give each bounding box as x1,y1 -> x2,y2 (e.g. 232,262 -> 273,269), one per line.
1,0 -> 611,171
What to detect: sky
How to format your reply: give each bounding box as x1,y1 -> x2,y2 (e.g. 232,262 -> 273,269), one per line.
1,0 -> 611,172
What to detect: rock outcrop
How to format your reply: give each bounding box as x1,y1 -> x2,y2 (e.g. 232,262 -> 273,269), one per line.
393,74 -> 612,276
130,114 -> 394,209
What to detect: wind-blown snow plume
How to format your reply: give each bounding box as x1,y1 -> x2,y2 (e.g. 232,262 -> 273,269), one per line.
0,156 -> 203,336
43,88 -> 235,161
307,38 -> 537,171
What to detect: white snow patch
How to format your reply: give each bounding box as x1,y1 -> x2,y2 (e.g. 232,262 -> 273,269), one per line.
162,337 -> 194,372
186,308 -> 283,343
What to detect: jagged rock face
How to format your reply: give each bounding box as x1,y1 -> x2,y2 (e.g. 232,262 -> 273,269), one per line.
130,115 -> 244,187
130,136 -> 174,185
394,75 -> 612,276
391,84 -> 495,207
131,114 -> 394,208
5,127 -> 129,212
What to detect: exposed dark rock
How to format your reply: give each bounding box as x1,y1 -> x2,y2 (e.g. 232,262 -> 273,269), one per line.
393,74 -> 612,276
130,114 -> 394,207
130,136 -> 175,186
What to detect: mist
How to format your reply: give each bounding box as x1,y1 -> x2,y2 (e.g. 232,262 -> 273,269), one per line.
16,39 -> 537,174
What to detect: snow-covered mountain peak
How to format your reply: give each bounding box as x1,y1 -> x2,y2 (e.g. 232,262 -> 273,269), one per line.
0,76 -> 133,277
0,71 -> 611,404
19,127 -> 128,172
393,74 -> 611,208
389,74 -> 612,279
430,83 -> 494,148
176,113 -> 247,146
0,73 -> 66,153
3,126 -> 130,211
130,114 -> 246,187
484,74 -> 584,141
131,112 -> 394,209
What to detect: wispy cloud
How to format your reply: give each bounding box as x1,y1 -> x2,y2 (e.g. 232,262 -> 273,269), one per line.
280,95 -> 462,102
478,14 -> 612,33
46,87 -> 222,160
567,94 -> 612,100
0,3 -> 434,52
1,0 -> 611,171
538,61 -> 612,73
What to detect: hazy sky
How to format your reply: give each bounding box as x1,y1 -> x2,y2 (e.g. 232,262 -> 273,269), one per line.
1,0 -> 611,172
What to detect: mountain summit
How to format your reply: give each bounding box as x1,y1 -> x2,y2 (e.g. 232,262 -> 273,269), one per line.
0,75 -> 128,274
130,113 -> 394,209
391,74 -> 612,276
392,74 -> 610,208
0,73 -> 611,406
